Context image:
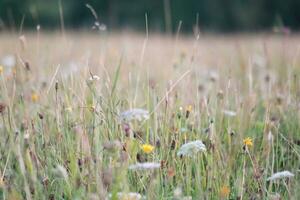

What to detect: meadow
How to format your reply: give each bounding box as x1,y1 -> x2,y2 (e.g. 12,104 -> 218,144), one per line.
0,31 -> 299,199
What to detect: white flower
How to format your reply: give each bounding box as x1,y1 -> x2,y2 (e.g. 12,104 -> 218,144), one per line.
252,54 -> 266,68
1,55 -> 16,68
54,165 -> 68,179
223,110 -> 237,117
129,162 -> 161,170
267,171 -> 294,181
119,108 -> 149,122
89,75 -> 100,81
267,131 -> 273,142
177,140 -> 206,157
173,187 -> 182,198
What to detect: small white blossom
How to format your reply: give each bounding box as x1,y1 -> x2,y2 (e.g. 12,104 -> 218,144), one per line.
267,171 -> 294,181
173,187 -> 182,198
89,75 -> 100,81
1,55 -> 16,68
267,131 -> 273,142
252,54 -> 266,68
119,108 -> 149,122
129,162 -> 160,170
223,110 -> 237,117
177,140 -> 206,157
54,165 -> 68,179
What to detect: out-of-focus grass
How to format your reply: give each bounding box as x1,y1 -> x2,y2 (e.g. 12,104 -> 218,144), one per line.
0,31 -> 299,199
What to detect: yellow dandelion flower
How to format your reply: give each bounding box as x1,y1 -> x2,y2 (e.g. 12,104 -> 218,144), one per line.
0,65 -> 3,74
31,93 -> 39,102
220,185 -> 230,198
243,137 -> 253,147
141,144 -> 154,154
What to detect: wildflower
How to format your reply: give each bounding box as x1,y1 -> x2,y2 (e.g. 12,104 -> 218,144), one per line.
141,144 -> 154,154
186,105 -> 192,112
220,185 -> 230,198
0,65 -> 3,74
53,165 -> 68,179
119,108 -> 149,122
174,187 -> 182,198
186,105 -> 192,118
31,92 -> 39,102
88,75 -> 100,81
1,55 -> 16,68
177,140 -> 206,157
65,106 -> 72,112
208,70 -> 219,82
243,137 -> 253,148
128,162 -> 161,170
167,167 -> 175,178
267,171 -> 294,181
223,110 -> 237,117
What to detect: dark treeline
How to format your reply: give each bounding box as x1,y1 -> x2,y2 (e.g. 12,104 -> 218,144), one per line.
0,0 -> 299,33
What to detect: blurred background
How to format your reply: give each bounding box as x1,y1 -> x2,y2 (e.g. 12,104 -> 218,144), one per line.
0,0 -> 299,33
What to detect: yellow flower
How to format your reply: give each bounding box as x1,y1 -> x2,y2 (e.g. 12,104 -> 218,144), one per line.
66,106 -> 72,112
0,65 -> 3,74
243,137 -> 253,147
186,105 -> 192,112
220,185 -> 230,198
31,92 -> 39,102
141,144 -> 154,154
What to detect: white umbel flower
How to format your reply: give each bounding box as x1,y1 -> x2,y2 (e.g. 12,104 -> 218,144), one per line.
267,171 -> 294,181
119,108 -> 149,122
129,162 -> 161,170
177,140 -> 206,157
223,110 -> 237,117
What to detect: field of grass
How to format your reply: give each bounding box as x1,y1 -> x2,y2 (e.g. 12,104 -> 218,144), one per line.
0,31 -> 300,199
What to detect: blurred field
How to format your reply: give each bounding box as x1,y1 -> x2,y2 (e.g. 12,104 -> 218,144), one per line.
0,32 -> 300,199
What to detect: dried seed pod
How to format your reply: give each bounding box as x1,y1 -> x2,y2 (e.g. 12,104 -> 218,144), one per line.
0,103 -> 6,114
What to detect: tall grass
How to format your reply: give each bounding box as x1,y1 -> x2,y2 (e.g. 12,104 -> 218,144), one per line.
0,32 -> 299,199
